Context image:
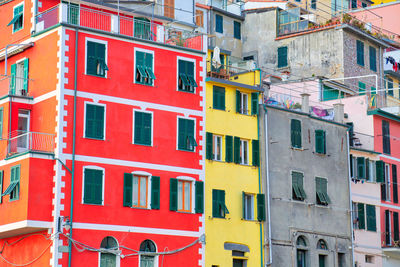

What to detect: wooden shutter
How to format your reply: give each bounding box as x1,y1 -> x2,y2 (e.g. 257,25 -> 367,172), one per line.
169,178 -> 178,211
134,112 -> 151,145
242,191 -> 246,219
234,136 -> 241,164
257,194 -> 266,221
0,171 -> 3,204
0,109 -> 3,139
291,119 -> 301,148
382,120 -> 391,155
376,160 -> 385,183
381,183 -> 387,201
357,157 -> 365,179
84,169 -> 102,204
252,140 -> 259,166
358,203 -> 365,229
86,41 -> 96,75
234,21 -> 241,39
10,64 -> 16,94
134,111 -> 143,144
23,58 -> 29,92
350,155 -> 353,178
251,92 -> 258,115
206,132 -> 213,160
277,46 -> 288,68
215,14 -> 223,33
395,212 -> 400,241
164,0 -> 175,19
195,181 -> 204,213
178,118 -> 186,150
393,165 -> 398,204
236,90 -> 241,113
225,135 -> 233,163
123,173 -> 133,207
315,130 -> 325,154
151,176 -> 160,209
212,189 -> 219,217
357,40 -> 364,66
213,86 -> 225,110
366,204 -> 376,232
369,46 -> 376,71
195,10 -> 204,27
385,210 -> 390,245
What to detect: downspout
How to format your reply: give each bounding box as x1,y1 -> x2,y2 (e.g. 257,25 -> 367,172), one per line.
346,129 -> 355,267
257,91 -> 264,267
263,104 -> 272,266
68,27 -> 79,267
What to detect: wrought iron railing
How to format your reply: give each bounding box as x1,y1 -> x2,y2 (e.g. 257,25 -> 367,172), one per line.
7,131 -> 55,155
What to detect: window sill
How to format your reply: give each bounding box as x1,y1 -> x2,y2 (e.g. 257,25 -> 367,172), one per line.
130,206 -> 150,210
176,210 -> 193,214
210,216 -> 227,219
178,89 -> 195,94
315,203 -> 330,208
242,218 -> 256,222
86,73 -> 107,78
133,142 -> 152,147
277,66 -> 290,71
213,107 -> 226,111
314,152 -> 327,156
135,81 -> 154,86
291,147 -> 304,151
82,202 -> 103,206
84,136 -> 105,141
178,148 -> 195,153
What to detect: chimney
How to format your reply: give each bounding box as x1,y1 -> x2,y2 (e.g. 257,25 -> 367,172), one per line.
333,103 -> 344,123
301,93 -> 310,113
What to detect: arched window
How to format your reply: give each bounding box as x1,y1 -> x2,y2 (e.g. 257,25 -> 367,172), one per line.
100,236 -> 118,267
140,240 -> 157,267
317,239 -> 328,250
296,236 -> 308,267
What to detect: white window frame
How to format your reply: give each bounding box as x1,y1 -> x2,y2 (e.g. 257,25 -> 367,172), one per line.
83,101 -> 106,140
17,109 -> 30,152
213,135 -> 222,161
85,37 -> 108,78
82,166 -> 105,205
176,176 -> 195,213
139,240 -> 159,267
352,202 -> 359,229
239,92 -> 249,115
368,160 -> 375,182
12,2 -> 24,33
176,116 -> 197,152
176,56 -> 196,93
388,211 -> 392,246
132,109 -> 154,146
385,163 -> 391,201
133,47 -> 155,86
240,139 -> 249,165
15,57 -> 26,95
131,171 -> 152,209
351,156 -> 357,179
243,193 -> 254,220
98,236 -> 120,267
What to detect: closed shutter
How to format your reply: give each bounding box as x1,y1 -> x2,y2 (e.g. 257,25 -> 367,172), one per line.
0,108 -> 3,139
234,21 -> 241,39
382,120 -> 391,155
85,104 -> 104,139
225,135 -> 233,163
206,132 -> 213,160
23,58 -> 29,92
357,40 -> 364,66
395,212 -> 400,241
169,178 -> 178,211
350,155 -> 353,178
357,157 -> 365,179
358,82 -> 366,95
236,90 -> 241,113
251,92 -> 259,115
0,171 -> 3,204
195,181 -> 204,213
215,14 -> 223,33
366,159 -> 370,180
358,203 -> 365,229
376,160 -> 385,183
84,169 -> 103,205
252,140 -> 259,167
369,46 -> 376,71
257,194 -> 266,221
178,118 -> 186,150
234,136 -> 241,164
86,41 -> 96,75
291,119 -> 301,148
277,46 -> 288,68
149,176 -> 160,209
123,173 -> 133,207
10,64 -> 16,94
315,130 -> 326,154
213,86 -> 225,110
385,210 -> 390,245
381,183 -> 387,201
134,112 -> 152,145
393,165 -> 398,204
366,204 -> 376,232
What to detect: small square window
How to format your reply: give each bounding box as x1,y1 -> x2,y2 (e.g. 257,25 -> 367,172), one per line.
213,135 -> 222,161
365,255 -> 374,263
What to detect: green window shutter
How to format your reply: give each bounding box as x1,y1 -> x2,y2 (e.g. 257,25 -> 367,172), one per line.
213,86 -> 225,110
358,203 -> 365,229
23,58 -> 29,92
178,118 -> 186,150
206,132 -> 213,160
369,46 -> 376,71
291,119 -> 302,148
376,160 -> 384,183
393,165 -> 398,204
134,112 -> 152,145
242,191 -> 246,219
178,118 -> 195,151
234,136 -> 241,164
212,189 -> 219,217
85,104 -> 105,139
169,178 -> 178,211
0,108 -> 3,139
219,190 -> 227,217
371,86 -> 376,96
234,21 -> 241,39
251,92 -> 259,115
0,171 -> 3,204
84,169 -> 103,205
394,212 -> 400,241
150,176 -> 160,209
10,64 -> 16,94
86,41 -> 96,75
357,40 -> 364,66
366,204 -> 376,232
215,14 -> 223,33
357,157 -> 365,179
123,173 -> 133,207
350,155 -> 353,178
358,82 -> 366,96
257,193 -> 266,221
292,172 -> 306,200
277,46 -> 288,68
136,51 -> 145,67
236,90 -> 241,113
252,140 -> 260,166
195,181 -> 204,213
225,135 -> 233,163
315,130 -> 326,154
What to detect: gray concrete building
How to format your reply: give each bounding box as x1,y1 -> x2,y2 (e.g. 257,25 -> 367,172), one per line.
260,97 -> 352,267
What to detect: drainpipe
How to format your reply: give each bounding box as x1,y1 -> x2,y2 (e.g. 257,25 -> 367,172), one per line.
346,129 -> 355,267
257,92 -> 264,267
263,104 -> 272,266
68,27 -> 79,267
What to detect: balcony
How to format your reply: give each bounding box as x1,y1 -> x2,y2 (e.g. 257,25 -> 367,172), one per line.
34,4 -> 204,52
6,131 -> 55,158
206,61 -> 259,86
0,76 -> 31,98
349,131 -> 374,152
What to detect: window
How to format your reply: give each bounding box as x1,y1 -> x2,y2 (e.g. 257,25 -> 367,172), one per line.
338,253 -> 346,267
195,10 -> 204,27
381,162 -> 391,201
365,255 -> 374,263
369,46 -> 377,71
177,118 -> 196,151
354,202 -> 365,229
139,240 -> 157,267
178,59 -> 197,92
213,135 -> 222,161
292,171 -> 307,201
234,139 -> 249,165
358,82 -> 366,96
85,103 -> 105,140
10,58 -> 29,96
177,180 -> 191,212
135,50 -> 155,85
376,160 -> 385,183
277,46 -> 288,68
133,111 -> 152,146
169,178 -> 203,213
234,21 -> 241,39
296,236 -> 308,267
357,157 -> 365,179
86,40 -> 108,77
351,0 -> 357,8
236,91 -> 248,114
8,3 -> 23,32
311,0 -> 317,9
3,165 -> 20,201
393,165 -> 398,204
356,40 -> 364,66
317,240 -> 328,250
382,120 -> 391,154
362,2 -> 367,7
83,168 -> 103,205
215,14 -> 223,33
366,204 -> 377,231
319,255 -> 327,267
371,86 -> 376,96
0,108 -> 3,139
213,86 -> 225,110
315,177 -> 330,205
387,78 -> 394,96
394,211 -> 399,242
257,193 -> 266,221
132,175 -> 148,208
16,110 -> 30,152
291,119 -> 302,148
242,192 -> 254,220
134,17 -> 151,40
123,173 -> 159,209
212,189 -> 229,218
252,140 -> 260,167
100,237 -> 118,267
315,130 -> 326,154
385,210 -> 391,245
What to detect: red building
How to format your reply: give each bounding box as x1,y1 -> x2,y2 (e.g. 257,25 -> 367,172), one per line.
0,1 -> 206,266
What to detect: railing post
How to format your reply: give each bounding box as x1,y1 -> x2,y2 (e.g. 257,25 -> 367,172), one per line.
60,3 -> 68,24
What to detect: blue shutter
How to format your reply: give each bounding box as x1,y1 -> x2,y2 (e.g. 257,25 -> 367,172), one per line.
369,46 -> 376,71
278,47 -> 288,68
357,40 -> 364,66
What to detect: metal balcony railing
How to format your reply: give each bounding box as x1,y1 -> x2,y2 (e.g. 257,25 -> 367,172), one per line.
7,131 -> 55,156
34,4 -> 204,52
0,76 -> 30,98
206,60 -> 258,85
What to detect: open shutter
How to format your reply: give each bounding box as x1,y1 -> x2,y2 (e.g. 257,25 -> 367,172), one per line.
358,203 -> 365,229
169,178 -> 178,211
212,189 -> 219,217
177,118 -> 186,150
242,191 -> 246,219
366,204 -> 376,232
251,92 -> 259,115
350,155 -> 354,178
87,41 -> 96,75
393,165 -> 398,204
195,181 -> 204,213
206,132 -> 213,160
252,140 -> 259,166
225,135 -> 233,163
357,157 -> 365,179
395,212 -> 400,241
123,173 -> 133,207
236,90 -> 241,113
257,194 -> 266,221
10,64 -> 16,94
150,176 -> 160,209
234,136 -> 241,164
376,160 -> 385,183
23,58 -> 29,92
0,171 -> 3,204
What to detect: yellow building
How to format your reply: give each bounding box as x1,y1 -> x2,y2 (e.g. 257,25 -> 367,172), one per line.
205,51 -> 265,267
384,72 -> 400,108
